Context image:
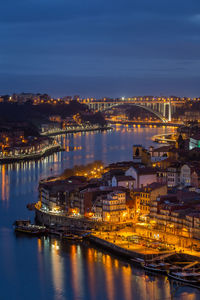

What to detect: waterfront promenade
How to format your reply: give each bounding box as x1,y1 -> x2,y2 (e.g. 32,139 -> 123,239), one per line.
36,205 -> 200,260
107,119 -> 182,127
90,232 -> 160,257
0,144 -> 61,163
89,231 -> 200,261
41,124 -> 112,136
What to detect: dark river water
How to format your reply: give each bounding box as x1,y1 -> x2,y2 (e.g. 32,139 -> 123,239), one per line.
0,125 -> 199,300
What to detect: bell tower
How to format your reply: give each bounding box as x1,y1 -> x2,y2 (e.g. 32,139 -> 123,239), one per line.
133,145 -> 142,163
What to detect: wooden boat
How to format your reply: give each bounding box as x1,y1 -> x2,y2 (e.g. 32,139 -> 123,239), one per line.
62,234 -> 83,241
26,203 -> 36,211
144,262 -> 172,275
168,271 -> 200,289
48,228 -> 64,237
131,257 -> 145,267
14,220 -> 46,235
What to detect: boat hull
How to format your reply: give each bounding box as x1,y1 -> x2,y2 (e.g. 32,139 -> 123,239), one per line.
15,228 -> 44,235
63,235 -> 83,241
144,266 -> 168,275
168,273 -> 200,289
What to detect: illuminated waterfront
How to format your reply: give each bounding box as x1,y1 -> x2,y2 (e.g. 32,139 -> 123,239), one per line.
0,125 -> 199,300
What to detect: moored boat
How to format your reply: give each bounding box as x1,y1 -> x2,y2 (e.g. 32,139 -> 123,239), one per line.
168,271 -> 200,288
14,220 -> 46,235
26,203 -> 36,211
48,228 -> 64,237
131,257 -> 145,267
144,262 -> 172,275
62,234 -> 83,241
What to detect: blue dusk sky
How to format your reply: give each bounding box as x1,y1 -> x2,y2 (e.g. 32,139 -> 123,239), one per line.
1,0 -> 200,98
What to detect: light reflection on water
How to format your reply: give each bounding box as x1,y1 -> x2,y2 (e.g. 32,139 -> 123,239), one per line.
1,126 -> 176,206
34,236 -> 200,300
0,126 -> 199,300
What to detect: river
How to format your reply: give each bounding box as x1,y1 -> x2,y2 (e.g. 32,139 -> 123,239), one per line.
0,125 -> 199,300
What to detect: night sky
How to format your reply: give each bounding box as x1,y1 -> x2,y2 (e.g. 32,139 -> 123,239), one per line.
1,0 -> 200,97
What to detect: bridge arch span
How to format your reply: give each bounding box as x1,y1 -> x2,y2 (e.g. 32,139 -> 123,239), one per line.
101,103 -> 168,123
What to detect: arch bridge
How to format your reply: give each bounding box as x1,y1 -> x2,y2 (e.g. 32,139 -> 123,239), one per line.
87,101 -> 172,122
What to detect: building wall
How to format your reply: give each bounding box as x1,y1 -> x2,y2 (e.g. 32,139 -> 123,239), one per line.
150,185 -> 168,202
180,164 -> 191,186
139,185 -> 167,216
102,192 -> 126,223
167,168 -> 180,187
125,167 -> 156,188
191,172 -> 200,189
125,167 -> 137,183
140,191 -> 150,215
138,174 -> 157,188
111,176 -> 135,189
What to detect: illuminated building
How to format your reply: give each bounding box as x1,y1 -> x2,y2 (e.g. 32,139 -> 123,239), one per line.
149,191 -> 200,246
102,191 -> 126,223
39,177 -> 87,212
149,145 -> 178,162
111,175 -> 135,189
180,164 -> 191,186
184,111 -> 200,122
167,163 -> 181,187
133,183 -> 167,217
125,166 -> 157,188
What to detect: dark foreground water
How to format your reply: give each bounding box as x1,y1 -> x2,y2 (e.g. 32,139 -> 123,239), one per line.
0,125 -> 199,300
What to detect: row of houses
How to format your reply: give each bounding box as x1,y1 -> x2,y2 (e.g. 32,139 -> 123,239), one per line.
38,159 -> 169,224
149,189 -> 200,242
104,159 -> 200,190
39,176 -> 128,223
37,141 -> 200,241
166,163 -> 200,188
0,137 -> 56,158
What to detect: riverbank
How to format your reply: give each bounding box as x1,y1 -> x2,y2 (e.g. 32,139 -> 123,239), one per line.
35,207 -> 200,261
88,234 -> 159,260
108,120 -> 181,127
41,125 -> 113,136
0,144 -> 62,164
35,207 -> 129,231
88,234 -> 200,264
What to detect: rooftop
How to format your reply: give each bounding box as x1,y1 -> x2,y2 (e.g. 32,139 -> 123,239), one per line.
147,182 -> 167,190
40,176 -> 88,193
151,145 -> 171,153
137,167 -> 157,175
114,175 -> 135,181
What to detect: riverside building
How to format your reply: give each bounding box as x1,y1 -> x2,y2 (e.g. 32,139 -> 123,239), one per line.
102,191 -> 126,223
149,191 -> 200,247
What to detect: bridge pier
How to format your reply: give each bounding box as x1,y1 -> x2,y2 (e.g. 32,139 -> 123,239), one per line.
168,102 -> 172,122
163,103 -> 166,118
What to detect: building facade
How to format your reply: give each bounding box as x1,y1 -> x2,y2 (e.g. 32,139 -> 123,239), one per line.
102,191 -> 127,223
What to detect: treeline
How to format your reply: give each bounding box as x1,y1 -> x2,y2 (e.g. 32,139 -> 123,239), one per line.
80,111 -> 107,126
60,160 -> 103,179
125,106 -> 158,120
0,102 -> 106,126
0,102 -> 87,123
